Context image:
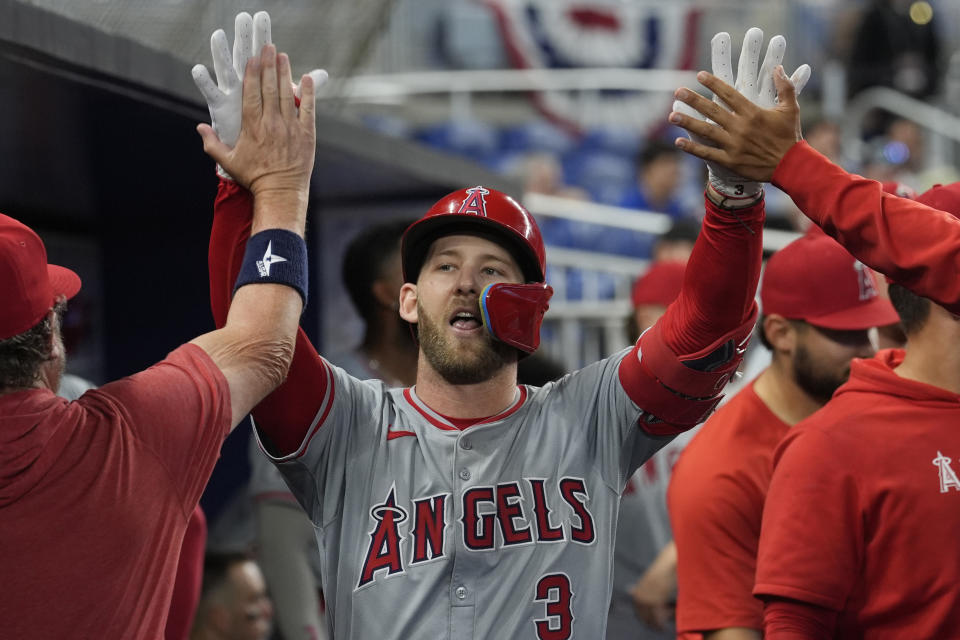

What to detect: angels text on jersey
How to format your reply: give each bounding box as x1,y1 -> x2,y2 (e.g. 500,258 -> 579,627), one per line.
357,476 -> 597,590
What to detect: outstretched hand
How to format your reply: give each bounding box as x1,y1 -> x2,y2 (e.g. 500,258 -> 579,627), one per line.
670,65 -> 803,183
197,45 -> 317,201
192,10 -> 328,180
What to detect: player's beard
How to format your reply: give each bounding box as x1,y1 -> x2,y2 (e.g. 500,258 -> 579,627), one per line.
792,341 -> 850,404
417,299 -> 515,385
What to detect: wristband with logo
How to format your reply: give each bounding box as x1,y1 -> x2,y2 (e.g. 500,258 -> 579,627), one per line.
233,229 -> 308,307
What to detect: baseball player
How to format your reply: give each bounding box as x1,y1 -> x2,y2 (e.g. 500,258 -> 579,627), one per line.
0,45 -> 315,637
198,18 -> 807,638
753,183 -> 960,637
668,232 -> 899,640
669,53 -> 960,311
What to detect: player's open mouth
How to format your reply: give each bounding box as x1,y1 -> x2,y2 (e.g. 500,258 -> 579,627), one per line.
449,309 -> 482,332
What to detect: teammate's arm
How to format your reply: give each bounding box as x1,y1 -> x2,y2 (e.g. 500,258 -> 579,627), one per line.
669,67 -> 960,313
191,45 -> 316,429
761,598 -> 836,640
199,12 -> 332,452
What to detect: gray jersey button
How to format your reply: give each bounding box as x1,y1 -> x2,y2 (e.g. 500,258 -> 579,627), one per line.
460,439 -> 473,450
455,586 -> 468,599
459,468 -> 471,481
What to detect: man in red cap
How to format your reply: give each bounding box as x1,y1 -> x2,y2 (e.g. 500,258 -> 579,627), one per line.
668,232 -> 899,640
754,183 -> 960,638
0,45 -> 316,638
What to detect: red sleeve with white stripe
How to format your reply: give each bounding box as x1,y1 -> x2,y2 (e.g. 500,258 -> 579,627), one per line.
773,141 -> 960,314
209,179 -> 329,454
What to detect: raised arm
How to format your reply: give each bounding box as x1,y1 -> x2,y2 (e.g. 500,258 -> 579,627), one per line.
197,11 -> 332,451
624,29 -> 808,435
669,64 -> 960,313
190,43 -> 316,428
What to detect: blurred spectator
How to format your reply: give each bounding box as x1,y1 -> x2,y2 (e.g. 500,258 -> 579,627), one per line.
607,259 -> 687,640
620,141 -> 688,219
849,0 -> 940,99
249,219 -> 416,640
802,117 -> 842,163
668,233 -> 899,639
848,0 -> 940,138
515,152 -> 589,200
652,218 -> 699,264
191,552 -> 272,640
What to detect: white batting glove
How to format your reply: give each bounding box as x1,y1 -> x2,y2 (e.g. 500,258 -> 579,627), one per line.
192,11 -> 328,180
675,28 -> 811,201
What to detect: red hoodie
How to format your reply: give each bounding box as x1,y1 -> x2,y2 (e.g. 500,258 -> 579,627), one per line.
754,350 -> 960,638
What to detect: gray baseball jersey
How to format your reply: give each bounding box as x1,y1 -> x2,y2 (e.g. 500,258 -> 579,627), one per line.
255,346 -> 673,639
605,428 -> 696,639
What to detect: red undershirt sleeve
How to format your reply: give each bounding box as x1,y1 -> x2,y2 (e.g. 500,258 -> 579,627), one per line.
762,597 -> 838,640
658,195 -> 764,355
773,141 -> 960,314
209,178 -> 329,455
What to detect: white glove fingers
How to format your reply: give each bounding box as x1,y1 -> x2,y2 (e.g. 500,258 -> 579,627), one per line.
673,99 -> 706,123
210,29 -> 237,92
233,12 -> 254,78
735,27 -> 764,99
757,35 -> 786,108
191,64 -> 222,104
295,69 -> 329,100
790,64 -> 812,98
253,11 -> 272,56
710,32 -> 734,91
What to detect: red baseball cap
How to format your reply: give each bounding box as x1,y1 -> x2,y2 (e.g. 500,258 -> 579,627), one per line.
631,260 -> 686,307
0,214 -> 82,340
761,234 -> 899,330
915,182 -> 960,219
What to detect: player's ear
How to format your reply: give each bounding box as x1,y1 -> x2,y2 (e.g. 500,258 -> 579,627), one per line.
399,283 -> 418,323
763,314 -> 796,354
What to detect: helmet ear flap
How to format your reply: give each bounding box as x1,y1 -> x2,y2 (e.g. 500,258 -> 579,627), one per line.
480,283 -> 554,353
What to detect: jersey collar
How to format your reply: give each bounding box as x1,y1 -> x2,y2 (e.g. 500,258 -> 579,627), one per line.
403,386 -> 528,432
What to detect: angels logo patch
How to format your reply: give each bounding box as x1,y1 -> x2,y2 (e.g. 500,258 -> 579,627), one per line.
933,451 -> 960,493
458,186 -> 491,217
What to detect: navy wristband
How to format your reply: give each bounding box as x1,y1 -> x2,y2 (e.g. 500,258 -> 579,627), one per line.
234,229 -> 308,307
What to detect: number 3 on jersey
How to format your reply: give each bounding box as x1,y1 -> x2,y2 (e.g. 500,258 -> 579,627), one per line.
534,573 -> 574,639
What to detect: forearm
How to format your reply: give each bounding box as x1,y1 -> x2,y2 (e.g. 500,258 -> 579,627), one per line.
773,142 -> 960,313
659,194 -> 763,356
208,178 -> 326,447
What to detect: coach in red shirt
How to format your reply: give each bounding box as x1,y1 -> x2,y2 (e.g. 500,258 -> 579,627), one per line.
755,183 -> 960,638
0,45 -> 316,638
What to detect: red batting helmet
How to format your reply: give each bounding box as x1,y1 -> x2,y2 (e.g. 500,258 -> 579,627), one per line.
401,186 -> 546,284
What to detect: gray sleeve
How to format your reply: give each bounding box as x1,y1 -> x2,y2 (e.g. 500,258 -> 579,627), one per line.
252,359 -> 388,526
545,347 -> 672,494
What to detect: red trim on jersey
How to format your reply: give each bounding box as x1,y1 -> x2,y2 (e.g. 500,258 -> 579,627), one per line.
403,386 -> 528,432
403,389 -> 459,431
386,429 -> 417,440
